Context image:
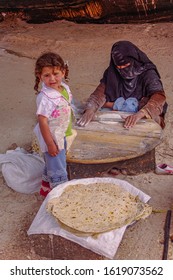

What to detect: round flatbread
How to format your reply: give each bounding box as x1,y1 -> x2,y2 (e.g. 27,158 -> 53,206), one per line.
47,183 -> 152,234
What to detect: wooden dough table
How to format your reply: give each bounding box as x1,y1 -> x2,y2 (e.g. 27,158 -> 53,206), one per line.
67,111 -> 163,178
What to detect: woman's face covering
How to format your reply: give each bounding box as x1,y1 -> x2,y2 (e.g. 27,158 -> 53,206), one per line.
111,47 -> 144,80
116,62 -> 136,80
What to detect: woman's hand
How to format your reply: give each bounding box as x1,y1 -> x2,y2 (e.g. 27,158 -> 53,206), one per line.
123,111 -> 145,128
77,109 -> 95,127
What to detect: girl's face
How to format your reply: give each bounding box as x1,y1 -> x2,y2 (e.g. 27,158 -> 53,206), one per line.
40,66 -> 65,90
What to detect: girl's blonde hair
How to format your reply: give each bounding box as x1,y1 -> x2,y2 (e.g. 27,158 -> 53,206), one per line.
34,52 -> 69,93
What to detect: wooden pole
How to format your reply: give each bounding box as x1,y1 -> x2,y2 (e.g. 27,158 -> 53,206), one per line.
162,210 -> 172,260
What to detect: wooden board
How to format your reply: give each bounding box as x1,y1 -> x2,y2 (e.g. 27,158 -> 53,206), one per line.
67,111 -> 163,164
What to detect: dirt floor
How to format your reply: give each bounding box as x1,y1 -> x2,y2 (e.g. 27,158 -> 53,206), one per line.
0,14 -> 173,260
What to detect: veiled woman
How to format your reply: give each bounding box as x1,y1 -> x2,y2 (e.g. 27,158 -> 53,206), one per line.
77,41 -> 167,128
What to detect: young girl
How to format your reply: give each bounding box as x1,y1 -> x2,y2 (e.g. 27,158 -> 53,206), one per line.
34,52 -> 73,197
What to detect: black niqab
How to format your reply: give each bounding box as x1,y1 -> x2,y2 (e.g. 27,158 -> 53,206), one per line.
101,41 -> 163,101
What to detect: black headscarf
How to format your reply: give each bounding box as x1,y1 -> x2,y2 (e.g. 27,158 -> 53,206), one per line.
101,41 -> 163,101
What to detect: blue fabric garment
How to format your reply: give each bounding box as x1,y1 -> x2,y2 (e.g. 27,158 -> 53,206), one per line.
113,97 -> 139,112
42,139 -> 68,188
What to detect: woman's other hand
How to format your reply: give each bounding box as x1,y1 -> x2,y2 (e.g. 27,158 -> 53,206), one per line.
77,109 -> 95,127
123,111 -> 145,128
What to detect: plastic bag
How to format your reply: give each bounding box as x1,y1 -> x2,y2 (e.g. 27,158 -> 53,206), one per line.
0,147 -> 45,194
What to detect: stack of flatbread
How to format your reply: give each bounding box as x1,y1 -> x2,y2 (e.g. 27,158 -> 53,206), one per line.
46,182 -> 152,236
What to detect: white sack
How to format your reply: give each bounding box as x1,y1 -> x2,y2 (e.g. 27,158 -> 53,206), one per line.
0,148 -> 45,194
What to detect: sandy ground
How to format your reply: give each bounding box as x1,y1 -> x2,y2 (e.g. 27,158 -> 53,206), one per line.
0,15 -> 173,260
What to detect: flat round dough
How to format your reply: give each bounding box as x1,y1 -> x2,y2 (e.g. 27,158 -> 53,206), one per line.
47,183 -> 152,234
